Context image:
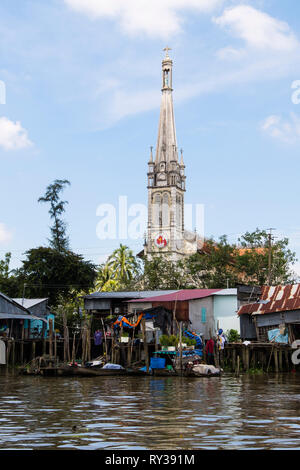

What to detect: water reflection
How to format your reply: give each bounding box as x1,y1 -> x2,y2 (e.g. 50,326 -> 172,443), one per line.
0,373 -> 300,449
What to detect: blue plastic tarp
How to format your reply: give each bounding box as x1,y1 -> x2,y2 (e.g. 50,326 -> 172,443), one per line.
102,363 -> 124,370
267,328 -> 288,344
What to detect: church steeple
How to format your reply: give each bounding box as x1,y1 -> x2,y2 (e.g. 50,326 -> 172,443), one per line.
155,47 -> 178,165
143,49 -> 198,261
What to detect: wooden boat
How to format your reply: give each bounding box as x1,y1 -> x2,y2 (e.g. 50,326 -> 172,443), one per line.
40,365 -> 127,377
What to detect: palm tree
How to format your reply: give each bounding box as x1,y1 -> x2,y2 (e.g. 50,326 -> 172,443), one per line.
107,244 -> 139,286
95,263 -> 121,292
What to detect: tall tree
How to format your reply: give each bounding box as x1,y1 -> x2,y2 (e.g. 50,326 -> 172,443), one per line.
0,252 -> 20,297
236,229 -> 297,285
17,247 -> 97,307
95,263 -> 122,292
38,179 -> 71,252
107,244 -> 139,286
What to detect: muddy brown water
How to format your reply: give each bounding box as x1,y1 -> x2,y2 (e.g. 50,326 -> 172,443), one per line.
0,372 -> 300,450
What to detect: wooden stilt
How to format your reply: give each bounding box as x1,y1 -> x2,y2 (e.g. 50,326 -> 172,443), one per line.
72,333 -> 76,363
127,339 -> 132,367
232,347 -> 236,372
274,348 -> 279,373
6,341 -> 11,368
11,340 -> 15,368
279,348 -> 283,372
31,341 -> 36,362
49,318 -> 53,365
236,355 -> 240,376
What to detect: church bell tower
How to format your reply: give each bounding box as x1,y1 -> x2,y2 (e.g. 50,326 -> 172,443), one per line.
144,48 -> 187,261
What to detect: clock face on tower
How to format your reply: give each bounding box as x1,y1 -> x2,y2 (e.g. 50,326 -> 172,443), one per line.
155,234 -> 168,248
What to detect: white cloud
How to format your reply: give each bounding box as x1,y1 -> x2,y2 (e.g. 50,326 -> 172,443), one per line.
214,5 -> 299,52
64,0 -> 223,38
0,117 -> 33,151
261,113 -> 300,144
215,46 -> 246,61
0,223 -> 12,243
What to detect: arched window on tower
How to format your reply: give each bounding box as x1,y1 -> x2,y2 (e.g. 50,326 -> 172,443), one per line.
162,193 -> 169,227
153,193 -> 161,226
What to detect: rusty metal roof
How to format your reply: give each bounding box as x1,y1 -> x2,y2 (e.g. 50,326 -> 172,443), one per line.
238,284 -> 300,316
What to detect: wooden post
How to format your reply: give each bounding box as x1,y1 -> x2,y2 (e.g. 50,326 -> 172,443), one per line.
11,340 -> 15,368
72,333 -> 76,363
179,321 -> 183,375
236,355 -> 240,377
285,349 -> 289,371
101,318 -> 108,357
245,347 -> 250,372
141,317 -> 149,373
6,341 -> 11,368
31,341 -> 36,362
279,348 -> 283,372
49,318 -> 53,360
20,322 -> 25,365
232,347 -> 236,372
87,317 -> 91,362
274,347 -> 279,373
81,326 -> 86,365
127,339 -> 132,367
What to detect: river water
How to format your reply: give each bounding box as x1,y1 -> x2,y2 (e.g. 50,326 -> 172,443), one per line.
0,372 -> 300,450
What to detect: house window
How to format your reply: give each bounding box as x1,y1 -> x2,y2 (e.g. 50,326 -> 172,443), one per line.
201,307 -> 206,323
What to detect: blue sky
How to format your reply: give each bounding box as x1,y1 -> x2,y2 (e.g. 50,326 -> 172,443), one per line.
1,0 -> 300,275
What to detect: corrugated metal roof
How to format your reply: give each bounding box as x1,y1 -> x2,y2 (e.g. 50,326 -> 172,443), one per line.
129,289 -> 222,303
84,290 -> 178,300
13,298 -> 48,309
0,292 -> 32,315
238,284 -> 300,316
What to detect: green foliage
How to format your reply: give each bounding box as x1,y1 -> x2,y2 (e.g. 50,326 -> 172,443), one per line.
226,329 -> 241,343
38,179 -> 71,252
17,247 -> 97,307
95,244 -> 140,291
140,230 -> 297,289
0,253 -> 20,297
183,335 -> 197,346
236,228 -> 297,285
159,334 -> 178,347
141,256 -> 189,290
55,294 -> 86,335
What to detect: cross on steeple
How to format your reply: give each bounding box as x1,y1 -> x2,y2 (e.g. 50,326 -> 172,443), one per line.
163,46 -> 172,58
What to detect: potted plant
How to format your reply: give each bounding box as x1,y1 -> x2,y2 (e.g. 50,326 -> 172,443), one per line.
120,331 -> 129,343
167,335 -> 178,351
159,334 -> 170,350
184,337 -> 197,349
